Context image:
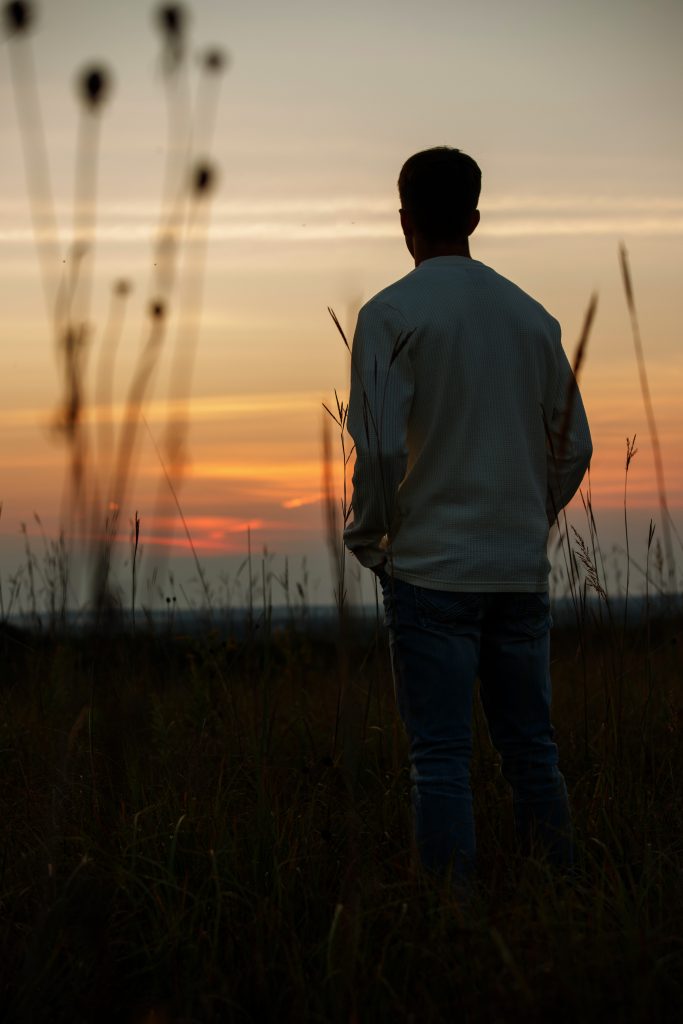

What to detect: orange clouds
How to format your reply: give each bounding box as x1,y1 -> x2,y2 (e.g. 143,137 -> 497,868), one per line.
126,514 -> 267,554
578,360 -> 683,508
0,371 -> 680,566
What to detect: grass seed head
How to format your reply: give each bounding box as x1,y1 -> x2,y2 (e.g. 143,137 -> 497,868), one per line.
192,160 -> 216,196
158,3 -> 185,38
78,65 -> 112,111
3,1 -> 32,36
156,4 -> 186,69
619,242 -> 635,313
203,47 -> 228,73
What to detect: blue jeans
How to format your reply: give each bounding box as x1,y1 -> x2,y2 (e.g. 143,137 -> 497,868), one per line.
377,569 -> 573,884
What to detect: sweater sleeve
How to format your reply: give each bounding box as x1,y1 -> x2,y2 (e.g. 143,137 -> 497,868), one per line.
545,340 -> 593,524
343,300 -> 415,568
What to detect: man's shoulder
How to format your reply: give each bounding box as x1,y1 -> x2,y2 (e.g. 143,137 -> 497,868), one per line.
480,264 -> 560,329
359,260 -> 561,340
360,270 -> 417,321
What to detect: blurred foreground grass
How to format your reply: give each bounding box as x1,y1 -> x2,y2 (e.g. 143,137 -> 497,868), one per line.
1,607 -> 682,1023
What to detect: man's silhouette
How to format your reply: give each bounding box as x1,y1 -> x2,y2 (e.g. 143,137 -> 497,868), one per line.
344,147 -> 592,890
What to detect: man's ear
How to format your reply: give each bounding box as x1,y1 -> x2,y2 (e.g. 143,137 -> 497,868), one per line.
468,209 -> 481,236
400,208 -> 415,256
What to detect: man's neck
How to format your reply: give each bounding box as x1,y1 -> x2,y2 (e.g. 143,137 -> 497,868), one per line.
413,238 -> 472,267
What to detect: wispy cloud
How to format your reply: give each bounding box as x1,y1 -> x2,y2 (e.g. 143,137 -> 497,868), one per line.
281,493 -> 324,509
185,458 -> 321,485
0,390 -> 323,429
126,513 -> 267,554
1,195 -> 683,244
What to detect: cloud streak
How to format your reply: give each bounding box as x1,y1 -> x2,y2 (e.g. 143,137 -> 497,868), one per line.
2,195 -> 683,244
0,390 -> 322,429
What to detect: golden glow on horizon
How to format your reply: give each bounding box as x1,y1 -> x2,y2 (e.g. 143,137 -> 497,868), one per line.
1,368 -> 682,492
0,391 -> 324,428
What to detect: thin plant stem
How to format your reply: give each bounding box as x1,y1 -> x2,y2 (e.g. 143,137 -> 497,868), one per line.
142,415 -> 212,616
619,244 -> 676,591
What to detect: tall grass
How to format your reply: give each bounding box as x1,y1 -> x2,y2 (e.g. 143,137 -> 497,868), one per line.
1,564 -> 681,1022
3,1 -> 227,614
619,245 -> 679,589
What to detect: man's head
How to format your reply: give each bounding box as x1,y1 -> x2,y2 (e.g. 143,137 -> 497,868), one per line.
398,147 -> 481,258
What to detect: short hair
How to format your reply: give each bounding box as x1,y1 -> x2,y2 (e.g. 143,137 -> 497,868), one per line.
398,147 -> 481,242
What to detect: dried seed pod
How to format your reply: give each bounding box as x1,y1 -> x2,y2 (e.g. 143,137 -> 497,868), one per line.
3,1 -> 33,36
203,47 -> 228,73
157,3 -> 185,39
192,161 -> 217,197
78,64 -> 112,111
156,4 -> 186,68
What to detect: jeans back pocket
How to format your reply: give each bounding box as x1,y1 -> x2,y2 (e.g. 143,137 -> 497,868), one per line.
414,588 -> 482,632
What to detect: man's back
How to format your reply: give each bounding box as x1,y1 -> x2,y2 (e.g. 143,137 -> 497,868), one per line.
343,146 -> 587,887
344,254 -> 592,591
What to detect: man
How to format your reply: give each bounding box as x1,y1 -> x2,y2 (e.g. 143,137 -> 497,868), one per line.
343,147 -> 592,890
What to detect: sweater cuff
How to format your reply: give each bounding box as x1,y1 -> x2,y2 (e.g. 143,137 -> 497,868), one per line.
349,545 -> 387,570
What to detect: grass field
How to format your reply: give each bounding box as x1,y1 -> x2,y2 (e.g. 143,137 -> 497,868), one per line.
1,590 -> 682,1023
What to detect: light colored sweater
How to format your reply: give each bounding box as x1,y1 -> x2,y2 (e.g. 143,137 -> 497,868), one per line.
343,254 -> 593,592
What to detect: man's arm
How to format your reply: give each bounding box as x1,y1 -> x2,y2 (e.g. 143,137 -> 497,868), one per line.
545,343 -> 593,524
343,300 -> 415,568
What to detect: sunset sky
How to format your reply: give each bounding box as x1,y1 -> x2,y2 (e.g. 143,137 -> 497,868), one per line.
1,0 -> 682,608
